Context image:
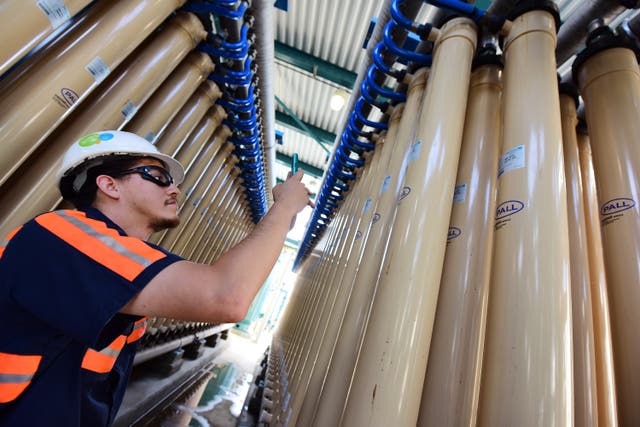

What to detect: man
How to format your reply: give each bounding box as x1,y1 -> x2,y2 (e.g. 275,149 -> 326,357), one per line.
0,130 -> 313,426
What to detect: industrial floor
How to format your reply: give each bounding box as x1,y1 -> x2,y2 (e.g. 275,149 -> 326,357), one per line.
199,330 -> 271,427
117,329 -> 271,427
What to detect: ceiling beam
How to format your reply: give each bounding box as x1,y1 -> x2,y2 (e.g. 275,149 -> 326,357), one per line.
275,110 -> 335,150
275,41 -> 357,89
276,152 -> 324,178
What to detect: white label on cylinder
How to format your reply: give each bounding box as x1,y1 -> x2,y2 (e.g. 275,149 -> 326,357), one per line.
453,183 -> 467,203
284,407 -> 292,427
37,0 -> 70,29
498,144 -> 525,177
380,175 -> 391,194
85,56 -> 110,83
363,198 -> 372,213
121,102 -> 138,120
408,139 -> 423,164
284,392 -> 291,409
144,131 -> 156,142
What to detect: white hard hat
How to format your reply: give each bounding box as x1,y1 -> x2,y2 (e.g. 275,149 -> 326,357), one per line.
57,130 -> 185,192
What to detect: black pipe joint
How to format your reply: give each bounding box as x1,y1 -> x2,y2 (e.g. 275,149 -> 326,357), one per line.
572,24 -> 640,85
558,81 -> 580,109
507,0 -> 561,33
618,0 -> 640,8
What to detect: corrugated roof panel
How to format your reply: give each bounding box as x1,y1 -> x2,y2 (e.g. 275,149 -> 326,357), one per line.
275,0 -> 381,72
275,62 -> 350,134
275,123 -> 330,170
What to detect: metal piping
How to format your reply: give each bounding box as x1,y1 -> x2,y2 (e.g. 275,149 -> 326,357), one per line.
487,0 -> 519,16
557,0 -> 631,66
252,0 -> 277,204
133,323 -> 233,365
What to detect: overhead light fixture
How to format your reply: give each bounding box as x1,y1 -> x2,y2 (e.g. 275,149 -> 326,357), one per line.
329,89 -> 348,111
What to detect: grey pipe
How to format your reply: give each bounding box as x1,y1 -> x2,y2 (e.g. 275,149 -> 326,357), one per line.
253,0 -> 276,203
487,0 -> 519,16
557,0 -> 630,66
133,323 -> 233,366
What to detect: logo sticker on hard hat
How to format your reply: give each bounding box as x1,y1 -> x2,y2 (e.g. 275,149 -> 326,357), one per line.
78,132 -> 114,147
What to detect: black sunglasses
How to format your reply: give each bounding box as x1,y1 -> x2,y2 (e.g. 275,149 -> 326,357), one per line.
112,165 -> 174,187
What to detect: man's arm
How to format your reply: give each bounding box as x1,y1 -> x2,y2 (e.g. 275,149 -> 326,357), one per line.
120,171 -> 312,323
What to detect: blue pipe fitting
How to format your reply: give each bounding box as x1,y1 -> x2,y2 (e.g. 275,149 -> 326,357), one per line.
198,42 -> 249,60
211,0 -> 239,6
211,24 -> 249,51
425,0 -> 485,22
391,0 -> 434,38
218,99 -> 255,113
342,130 -> 375,152
354,99 -> 389,130
365,66 -> 407,102
182,1 -> 247,20
346,119 -> 374,140
372,42 -> 405,80
359,81 -> 388,110
383,21 -> 432,64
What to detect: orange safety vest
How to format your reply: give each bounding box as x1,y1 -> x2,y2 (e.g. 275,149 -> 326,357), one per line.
0,318 -> 147,403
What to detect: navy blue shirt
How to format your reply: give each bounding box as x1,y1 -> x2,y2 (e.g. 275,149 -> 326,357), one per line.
0,208 -> 182,426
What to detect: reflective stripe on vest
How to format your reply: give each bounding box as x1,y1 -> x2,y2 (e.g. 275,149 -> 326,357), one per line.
0,226 -> 23,260
127,317 -> 147,343
82,318 -> 147,373
35,210 -> 166,281
0,352 -> 42,403
81,335 -> 127,374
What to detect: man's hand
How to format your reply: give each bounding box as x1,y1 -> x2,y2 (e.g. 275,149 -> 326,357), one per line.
272,170 -> 315,229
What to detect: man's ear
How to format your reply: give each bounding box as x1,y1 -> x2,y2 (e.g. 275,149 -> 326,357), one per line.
95,175 -> 121,200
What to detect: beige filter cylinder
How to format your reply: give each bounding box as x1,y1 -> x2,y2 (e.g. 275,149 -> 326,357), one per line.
162,144 -> 235,251
417,61 -> 502,427
288,151 -> 387,426
280,177 -> 363,420
175,106 -> 228,172
153,134 -> 233,246
297,117 -> 403,427
189,192 -> 237,263
182,174 -> 243,260
559,90 -> 598,426
196,190 -> 244,263
154,81 -> 222,156
124,53 -> 217,141
273,163 -> 377,423
274,159 -> 370,423
206,200 -> 250,263
341,18 -> 477,427
283,220 -> 349,425
315,72 -> 429,427
478,9 -> 573,426
278,184 -> 356,407
575,46 -> 640,426
175,165 -> 241,258
0,0 -> 93,76
0,12 -> 206,238
0,0 -> 187,186
190,183 -> 243,260
577,129 -> 619,427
